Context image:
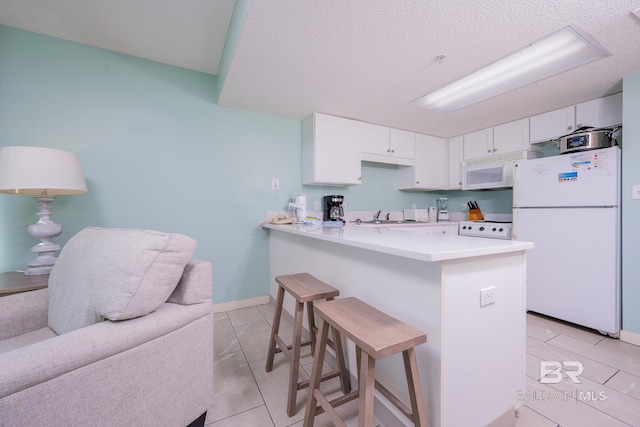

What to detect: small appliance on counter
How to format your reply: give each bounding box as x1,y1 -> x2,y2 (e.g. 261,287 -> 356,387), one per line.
403,208 -> 430,222
437,197 -> 449,222
323,195 -> 345,223
428,206 -> 437,222
288,194 -> 307,222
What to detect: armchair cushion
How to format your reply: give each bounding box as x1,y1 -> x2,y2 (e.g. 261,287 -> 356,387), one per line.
48,227 -> 196,335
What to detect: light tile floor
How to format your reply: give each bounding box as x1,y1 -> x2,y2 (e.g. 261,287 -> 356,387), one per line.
205,304 -> 640,427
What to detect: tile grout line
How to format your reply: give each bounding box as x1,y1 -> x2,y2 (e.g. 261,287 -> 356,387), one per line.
229,309 -> 279,427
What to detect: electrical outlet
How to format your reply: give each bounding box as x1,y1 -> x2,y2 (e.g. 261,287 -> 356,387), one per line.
271,178 -> 279,190
480,286 -> 496,307
314,201 -> 320,210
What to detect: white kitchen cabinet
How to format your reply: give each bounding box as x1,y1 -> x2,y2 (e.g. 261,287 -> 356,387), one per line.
389,128 -> 416,159
398,134 -> 446,190
359,122 -> 390,156
530,94 -> 622,144
464,119 -> 530,161
575,92 -> 622,129
361,125 -> 415,165
493,118 -> 530,154
529,106 -> 576,143
463,128 -> 494,160
302,113 -> 361,186
447,136 -> 464,190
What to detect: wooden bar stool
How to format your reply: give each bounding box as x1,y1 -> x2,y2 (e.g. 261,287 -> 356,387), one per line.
266,273 -> 351,417
304,297 -> 428,427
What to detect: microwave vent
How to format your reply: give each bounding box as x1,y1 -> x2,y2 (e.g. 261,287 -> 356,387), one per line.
462,150 -> 542,167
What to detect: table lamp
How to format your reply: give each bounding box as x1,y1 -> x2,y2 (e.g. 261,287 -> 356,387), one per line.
0,146 -> 87,275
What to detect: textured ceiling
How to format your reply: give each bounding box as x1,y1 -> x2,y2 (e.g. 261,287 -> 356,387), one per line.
1,0 -> 639,137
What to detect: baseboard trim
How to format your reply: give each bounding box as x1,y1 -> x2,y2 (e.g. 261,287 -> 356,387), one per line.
620,329 -> 640,346
213,296 -> 270,313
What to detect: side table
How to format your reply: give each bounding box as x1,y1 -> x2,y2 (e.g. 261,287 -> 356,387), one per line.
0,272 -> 49,296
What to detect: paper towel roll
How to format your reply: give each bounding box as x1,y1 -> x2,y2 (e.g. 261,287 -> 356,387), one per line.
428,206 -> 437,222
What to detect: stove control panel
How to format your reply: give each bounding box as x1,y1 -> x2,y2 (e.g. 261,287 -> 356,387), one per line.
459,221 -> 512,240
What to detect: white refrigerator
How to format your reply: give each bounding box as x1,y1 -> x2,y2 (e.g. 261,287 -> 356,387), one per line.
513,146 -> 621,335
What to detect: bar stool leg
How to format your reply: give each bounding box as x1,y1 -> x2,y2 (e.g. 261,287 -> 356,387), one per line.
358,350 -> 376,427
332,327 -> 351,394
304,318 -> 330,427
306,301 -> 316,354
287,299 -> 305,417
266,286 -> 285,372
403,348 -> 427,427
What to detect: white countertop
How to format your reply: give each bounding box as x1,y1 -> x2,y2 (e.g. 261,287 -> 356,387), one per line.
263,223 -> 533,262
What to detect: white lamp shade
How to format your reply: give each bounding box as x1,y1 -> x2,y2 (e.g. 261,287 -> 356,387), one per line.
0,146 -> 87,196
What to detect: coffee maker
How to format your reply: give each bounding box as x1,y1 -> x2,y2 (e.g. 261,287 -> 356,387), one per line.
323,195 -> 345,222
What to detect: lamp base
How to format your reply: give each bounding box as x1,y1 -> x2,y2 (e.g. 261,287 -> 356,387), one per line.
25,196 -> 63,276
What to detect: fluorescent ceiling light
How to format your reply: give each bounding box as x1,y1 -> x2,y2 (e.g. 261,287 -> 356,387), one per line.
410,25 -> 610,113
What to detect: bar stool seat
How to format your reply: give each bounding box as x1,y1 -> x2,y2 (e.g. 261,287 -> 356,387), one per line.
304,297 -> 428,427
266,273 -> 351,417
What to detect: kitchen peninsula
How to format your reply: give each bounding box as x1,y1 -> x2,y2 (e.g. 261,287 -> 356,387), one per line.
263,223 -> 533,427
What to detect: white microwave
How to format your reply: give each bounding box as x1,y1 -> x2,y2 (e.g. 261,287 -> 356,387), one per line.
462,151 -> 542,190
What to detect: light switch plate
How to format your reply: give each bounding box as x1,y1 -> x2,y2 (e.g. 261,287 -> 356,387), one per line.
633,185 -> 640,200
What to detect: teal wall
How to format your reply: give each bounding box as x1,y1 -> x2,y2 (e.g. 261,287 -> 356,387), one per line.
622,73 -> 640,335
0,25 -> 514,304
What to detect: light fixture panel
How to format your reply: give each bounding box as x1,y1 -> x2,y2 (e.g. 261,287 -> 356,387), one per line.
410,25 -> 610,113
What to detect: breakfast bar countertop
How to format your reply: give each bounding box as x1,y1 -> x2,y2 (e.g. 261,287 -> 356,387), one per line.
263,222 -> 533,262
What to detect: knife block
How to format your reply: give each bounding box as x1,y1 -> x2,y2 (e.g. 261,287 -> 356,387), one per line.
468,209 -> 484,221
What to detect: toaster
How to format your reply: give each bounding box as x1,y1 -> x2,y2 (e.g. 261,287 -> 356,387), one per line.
403,208 -> 430,222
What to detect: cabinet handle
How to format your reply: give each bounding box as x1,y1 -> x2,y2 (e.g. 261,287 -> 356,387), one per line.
387,149 -> 391,153
577,123 -> 582,128
391,149 -> 395,153
487,149 -> 491,153
493,148 -> 497,152
416,181 -> 420,184
358,177 -> 362,181
567,125 -> 573,130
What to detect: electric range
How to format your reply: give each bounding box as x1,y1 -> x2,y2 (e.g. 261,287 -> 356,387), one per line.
458,220 -> 512,240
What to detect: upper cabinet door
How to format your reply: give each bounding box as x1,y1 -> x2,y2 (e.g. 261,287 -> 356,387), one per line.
415,134 -> 446,189
447,136 -> 464,190
530,106 -> 575,143
493,118 -> 530,154
463,128 -> 494,160
575,93 -> 622,129
302,113 -> 361,186
397,133 -> 445,190
389,128 -> 416,159
360,122 -> 390,155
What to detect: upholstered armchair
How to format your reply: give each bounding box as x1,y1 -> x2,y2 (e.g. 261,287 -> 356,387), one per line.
0,227 -> 214,427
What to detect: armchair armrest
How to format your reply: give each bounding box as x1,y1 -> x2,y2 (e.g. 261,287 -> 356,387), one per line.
0,289 -> 48,340
0,301 -> 212,399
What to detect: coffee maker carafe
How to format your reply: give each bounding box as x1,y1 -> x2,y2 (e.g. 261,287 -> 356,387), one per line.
437,197 -> 449,222
323,195 -> 345,222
